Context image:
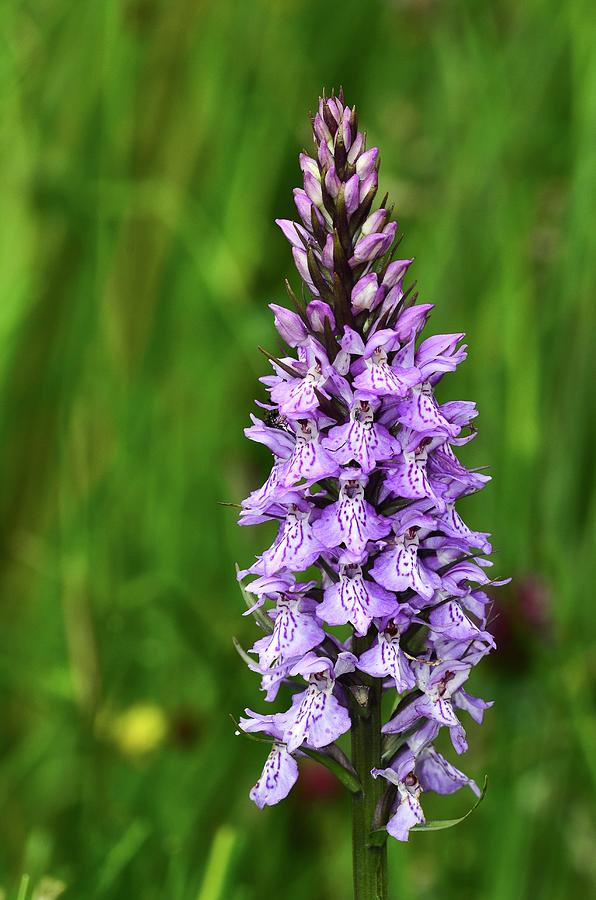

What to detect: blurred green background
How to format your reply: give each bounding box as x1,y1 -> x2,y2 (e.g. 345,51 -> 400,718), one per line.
1,0 -> 595,898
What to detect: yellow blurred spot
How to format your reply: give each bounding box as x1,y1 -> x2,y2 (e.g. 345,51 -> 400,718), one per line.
109,703 -> 168,757
33,878 -> 67,900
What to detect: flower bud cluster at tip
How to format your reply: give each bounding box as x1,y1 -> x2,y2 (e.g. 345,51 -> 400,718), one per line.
236,91 -> 505,839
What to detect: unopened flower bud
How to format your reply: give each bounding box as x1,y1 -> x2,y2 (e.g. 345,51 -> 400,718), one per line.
322,234 -> 334,270
359,170 -> 378,202
344,174 -> 360,217
340,115 -> 352,151
325,166 -> 341,199
353,232 -> 387,263
275,219 -> 308,249
383,259 -> 413,288
269,304 -> 309,347
313,113 -> 332,146
307,300 -> 335,333
304,171 -> 323,208
292,246 -> 314,288
361,208 -> 388,237
351,273 -> 379,312
318,140 -> 334,170
347,132 -> 365,165
326,97 -> 342,124
356,147 -> 379,180
381,221 -> 397,249
299,153 -> 320,180
293,188 -> 314,227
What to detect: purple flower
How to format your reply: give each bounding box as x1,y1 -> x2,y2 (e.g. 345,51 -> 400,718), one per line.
358,618 -> 415,692
322,398 -> 399,473
416,746 -> 480,797
313,469 -> 391,556
282,655 -> 352,751
270,355 -> 326,417
234,92 -> 504,856
397,382 -> 460,438
250,743 -> 299,808
429,596 -> 495,647
372,768 -> 425,841
382,432 -> 445,509
252,593 -> 325,669
281,419 -> 340,487
370,522 -> 438,600
255,498 -> 323,575
342,328 -> 421,398
383,660 -> 471,754
317,563 -> 397,636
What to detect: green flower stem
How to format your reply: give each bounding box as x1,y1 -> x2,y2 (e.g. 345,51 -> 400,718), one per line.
351,634 -> 387,900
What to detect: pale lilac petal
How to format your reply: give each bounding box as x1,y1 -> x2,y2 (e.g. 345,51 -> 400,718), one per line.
260,509 -> 323,575
340,325 -> 366,356
307,300 -> 335,333
361,208 -> 388,237
453,688 -> 494,724
351,273 -> 379,312
313,478 -> 391,556
385,447 -> 443,508
370,537 -> 437,600
397,384 -> 460,437
269,303 -> 309,347
358,632 -> 415,692
416,747 -> 479,797
353,233 -> 387,264
323,402 -> 399,473
344,173 -> 360,216
275,219 -> 310,250
250,744 -> 299,808
356,147 -> 378,180
283,685 -> 351,751
318,567 -> 397,636
386,785 -> 425,841
256,597 -> 325,668
281,420 -> 339,486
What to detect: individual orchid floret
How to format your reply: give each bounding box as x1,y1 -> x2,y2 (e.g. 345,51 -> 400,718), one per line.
281,653 -> 353,752
313,468 -> 391,556
382,430 -> 445,509
253,495 -> 323,575
269,348 -> 328,418
250,742 -> 300,809
341,328 -> 421,397
396,382 -> 461,438
372,768 -> 425,842
357,616 -> 416,692
415,333 -> 467,383
370,514 -> 439,601
281,419 -> 340,487
436,502 -> 492,554
416,745 -> 480,797
241,572 -> 316,615
251,592 -> 325,669
428,596 -> 495,648
323,396 -> 399,474
383,659 -> 472,754
317,561 -> 397,636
